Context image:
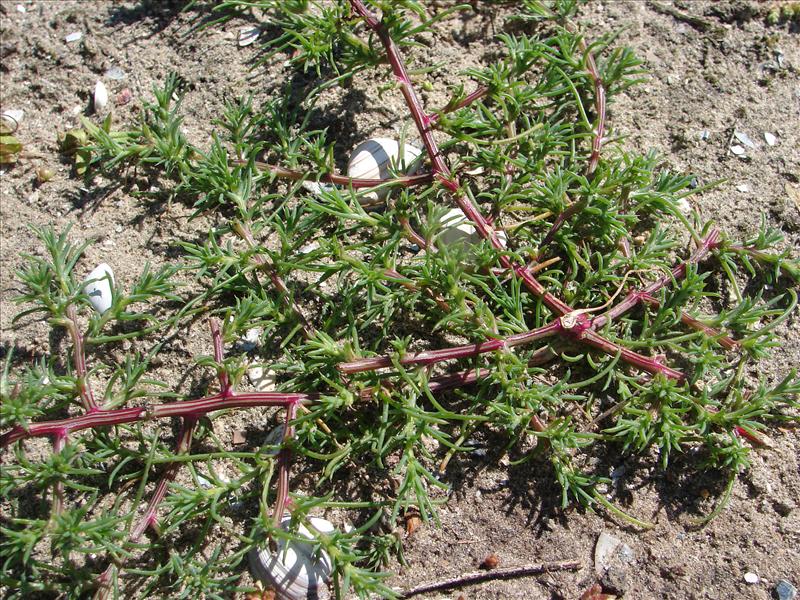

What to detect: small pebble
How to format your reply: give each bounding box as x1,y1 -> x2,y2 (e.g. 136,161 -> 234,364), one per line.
298,241 -> 320,255
764,132 -> 777,146
776,580 -> 798,600
744,572 -> 760,584
116,88 -> 133,106
65,31 -> 82,43
736,184 -> 750,193
15,4 -> 25,12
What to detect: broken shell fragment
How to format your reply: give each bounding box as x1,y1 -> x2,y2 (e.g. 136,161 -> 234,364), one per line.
84,263 -> 115,314
347,137 -> 422,202
94,80 -> 109,113
249,515 -> 335,600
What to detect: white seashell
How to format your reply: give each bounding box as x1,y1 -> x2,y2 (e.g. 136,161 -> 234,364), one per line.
65,31 -> 82,43
249,515 -> 335,600
347,138 -> 422,202
248,364 -> 277,392
676,197 -> 692,215
438,208 -> 507,249
238,26 -> 260,47
84,263 -> 114,314
763,132 -> 777,146
2,109 -> 24,125
94,80 -> 109,113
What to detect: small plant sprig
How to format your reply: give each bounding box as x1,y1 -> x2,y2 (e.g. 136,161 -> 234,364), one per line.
3,1 -> 799,599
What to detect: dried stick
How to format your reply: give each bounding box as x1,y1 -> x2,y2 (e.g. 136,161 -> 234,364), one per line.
400,559 -> 581,598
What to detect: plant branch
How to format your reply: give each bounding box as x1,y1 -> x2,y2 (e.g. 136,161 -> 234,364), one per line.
66,304 -> 98,412
240,158 -> 433,189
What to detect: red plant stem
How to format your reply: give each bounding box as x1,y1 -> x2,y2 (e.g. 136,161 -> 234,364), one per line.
340,321 -> 562,374
272,400 -> 299,527
131,417 -> 199,541
66,304 -> 98,412
51,433 -> 67,517
398,215 -> 432,251
0,391 -> 316,447
96,321 -> 229,600
240,158 -> 433,189
639,294 -> 739,351
1,365 -> 497,449
536,197 -> 585,258
350,0 -> 680,381
591,230 -> 722,330
429,86 -> 490,124
350,0 -> 570,317
579,38 -> 606,176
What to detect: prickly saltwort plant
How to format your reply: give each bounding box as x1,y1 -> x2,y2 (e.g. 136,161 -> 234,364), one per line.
2,1 -> 799,598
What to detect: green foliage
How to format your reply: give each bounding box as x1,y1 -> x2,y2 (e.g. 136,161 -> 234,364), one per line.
1,1 -> 798,599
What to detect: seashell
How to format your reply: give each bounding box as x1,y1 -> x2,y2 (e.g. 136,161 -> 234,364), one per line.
2,109 -> 24,127
238,26 -> 260,47
249,515 -> 335,600
347,137 -> 422,202
84,263 -> 114,314
94,80 -> 109,113
438,208 -> 507,249
65,31 -> 82,43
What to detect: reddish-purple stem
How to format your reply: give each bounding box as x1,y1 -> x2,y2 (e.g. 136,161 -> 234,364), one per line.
340,321 -> 562,374
581,41 -> 606,176
95,321 -> 230,600
591,230 -> 722,329
0,391 -> 315,447
429,86 -> 490,124
272,400 -> 299,527
51,433 -> 67,517
640,294 -> 739,351
66,304 -> 98,412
